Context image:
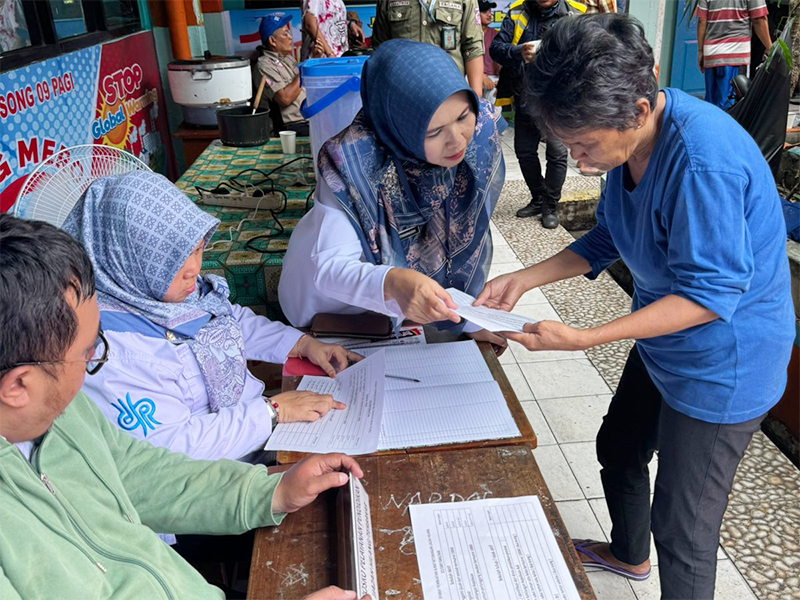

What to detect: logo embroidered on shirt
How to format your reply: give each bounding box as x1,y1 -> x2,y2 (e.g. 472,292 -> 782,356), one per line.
112,393 -> 162,437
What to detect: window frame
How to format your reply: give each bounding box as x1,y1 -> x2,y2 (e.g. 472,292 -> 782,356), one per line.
0,0 -> 143,74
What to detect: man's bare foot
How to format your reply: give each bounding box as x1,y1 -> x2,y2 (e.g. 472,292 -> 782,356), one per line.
577,541 -> 651,575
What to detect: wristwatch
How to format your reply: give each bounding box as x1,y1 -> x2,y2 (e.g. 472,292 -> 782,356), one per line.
264,397 -> 279,429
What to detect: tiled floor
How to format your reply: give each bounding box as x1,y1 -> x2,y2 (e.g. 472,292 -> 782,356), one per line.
490,125 -> 800,600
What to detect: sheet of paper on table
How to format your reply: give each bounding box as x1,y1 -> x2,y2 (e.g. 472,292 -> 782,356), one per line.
446,287 -> 534,333
349,475 -> 379,600
264,350 -> 385,454
410,496 -> 581,600
268,341 -> 519,454
360,341 -> 521,450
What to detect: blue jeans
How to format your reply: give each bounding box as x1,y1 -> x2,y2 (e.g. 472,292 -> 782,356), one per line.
704,65 -> 740,109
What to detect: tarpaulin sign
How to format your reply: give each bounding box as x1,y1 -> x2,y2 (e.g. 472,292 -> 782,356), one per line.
0,31 -> 173,213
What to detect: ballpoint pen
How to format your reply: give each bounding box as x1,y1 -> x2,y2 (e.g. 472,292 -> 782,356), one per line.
386,374 -> 420,383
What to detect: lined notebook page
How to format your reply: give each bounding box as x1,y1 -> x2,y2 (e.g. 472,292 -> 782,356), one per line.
360,340 -> 494,390
378,380 -> 520,450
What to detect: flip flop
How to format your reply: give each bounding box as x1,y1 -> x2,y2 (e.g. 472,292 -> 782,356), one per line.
572,539 -> 651,581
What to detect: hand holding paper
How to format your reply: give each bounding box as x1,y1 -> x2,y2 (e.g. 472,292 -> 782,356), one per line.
446,287 -> 534,333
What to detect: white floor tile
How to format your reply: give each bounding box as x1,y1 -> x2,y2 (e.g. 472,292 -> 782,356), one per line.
531,445 -> 583,501
516,287 -> 548,305
555,499 -> 607,543
538,395 -> 612,444
628,560 -> 752,600
511,302 -> 564,323
510,344 -> 586,364
497,343 -> 517,364
713,559 -> 757,600
499,363 -> 534,401
520,359 -> 612,400
491,244 -> 520,265
587,571 -> 636,600
488,261 -> 524,280
561,441 -> 605,499
520,400 -> 556,446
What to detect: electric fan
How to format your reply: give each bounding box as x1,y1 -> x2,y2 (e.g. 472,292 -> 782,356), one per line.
13,144 -> 150,227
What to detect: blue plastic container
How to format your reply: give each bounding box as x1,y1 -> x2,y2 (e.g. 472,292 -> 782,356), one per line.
299,56 -> 369,170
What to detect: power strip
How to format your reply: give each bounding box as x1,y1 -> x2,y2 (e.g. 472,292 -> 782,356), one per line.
198,190 -> 283,210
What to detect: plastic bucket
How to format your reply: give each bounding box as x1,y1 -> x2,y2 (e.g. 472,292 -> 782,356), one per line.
216,106 -> 270,147
299,56 -> 369,170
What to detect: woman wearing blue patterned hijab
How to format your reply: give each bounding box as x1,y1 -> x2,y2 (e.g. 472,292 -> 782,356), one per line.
63,171 -> 360,462
279,40 -> 507,351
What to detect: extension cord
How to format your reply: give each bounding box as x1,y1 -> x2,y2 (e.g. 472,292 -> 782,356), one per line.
198,190 -> 283,210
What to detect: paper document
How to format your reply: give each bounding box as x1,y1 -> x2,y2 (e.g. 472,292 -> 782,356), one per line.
410,496 -> 581,600
265,351 -> 385,454
446,287 -> 534,333
360,341 -> 520,449
379,380 -> 520,450
348,476 -> 379,599
359,340 -> 494,390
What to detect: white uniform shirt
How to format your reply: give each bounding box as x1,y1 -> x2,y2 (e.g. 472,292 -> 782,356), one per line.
82,303 -> 303,460
278,179 -> 405,327
278,179 -> 481,333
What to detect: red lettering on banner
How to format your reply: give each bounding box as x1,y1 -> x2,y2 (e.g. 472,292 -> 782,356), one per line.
41,138 -> 57,161
0,154 -> 11,185
0,86 -> 35,119
17,138 -> 39,169
101,64 -> 143,104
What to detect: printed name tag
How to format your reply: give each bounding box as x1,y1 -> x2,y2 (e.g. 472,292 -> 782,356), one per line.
389,0 -> 411,6
439,1 -> 463,10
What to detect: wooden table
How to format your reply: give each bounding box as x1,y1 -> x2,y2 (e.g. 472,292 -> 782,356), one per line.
276,336 -> 537,465
248,445 -> 596,600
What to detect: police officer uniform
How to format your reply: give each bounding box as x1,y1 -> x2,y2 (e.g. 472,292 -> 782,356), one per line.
372,0 -> 484,74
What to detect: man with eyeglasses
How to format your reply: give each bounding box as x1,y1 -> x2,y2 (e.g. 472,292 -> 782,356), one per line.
0,214 -> 367,600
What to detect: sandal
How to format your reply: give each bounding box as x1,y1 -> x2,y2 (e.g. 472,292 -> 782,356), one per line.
572,539 -> 651,581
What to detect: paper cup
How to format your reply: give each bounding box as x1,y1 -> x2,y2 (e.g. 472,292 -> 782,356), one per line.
279,130 -> 297,154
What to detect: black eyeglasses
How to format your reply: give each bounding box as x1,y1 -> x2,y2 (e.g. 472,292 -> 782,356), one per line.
0,330 -> 110,376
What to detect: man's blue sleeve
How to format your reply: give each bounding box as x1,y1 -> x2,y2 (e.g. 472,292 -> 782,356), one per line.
567,190 -> 620,278
489,14 -> 523,66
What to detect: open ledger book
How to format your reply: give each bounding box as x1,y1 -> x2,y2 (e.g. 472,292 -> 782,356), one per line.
265,341 -> 521,454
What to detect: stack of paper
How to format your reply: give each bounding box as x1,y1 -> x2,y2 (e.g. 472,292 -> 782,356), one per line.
266,341 -> 521,454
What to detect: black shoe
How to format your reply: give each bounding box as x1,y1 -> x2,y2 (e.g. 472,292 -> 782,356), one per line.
516,199 -> 543,218
541,204 -> 559,229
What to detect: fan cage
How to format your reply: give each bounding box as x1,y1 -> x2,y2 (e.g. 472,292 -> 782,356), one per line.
13,144 -> 150,227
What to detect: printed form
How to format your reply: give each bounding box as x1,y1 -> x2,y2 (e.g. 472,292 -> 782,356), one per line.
446,288 -> 534,333
410,496 -> 581,600
349,476 -> 379,599
265,350 -> 385,454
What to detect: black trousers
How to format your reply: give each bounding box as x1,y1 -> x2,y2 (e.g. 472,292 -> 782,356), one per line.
513,103 -> 568,205
597,345 -> 764,600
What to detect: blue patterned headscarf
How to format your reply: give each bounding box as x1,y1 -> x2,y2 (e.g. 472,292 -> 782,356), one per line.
319,40 -> 505,328
63,171 -> 247,411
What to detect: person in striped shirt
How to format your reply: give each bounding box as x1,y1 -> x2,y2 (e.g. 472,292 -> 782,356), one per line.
696,0 -> 772,109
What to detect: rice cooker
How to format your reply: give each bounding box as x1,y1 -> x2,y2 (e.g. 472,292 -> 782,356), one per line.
168,55 -> 253,127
